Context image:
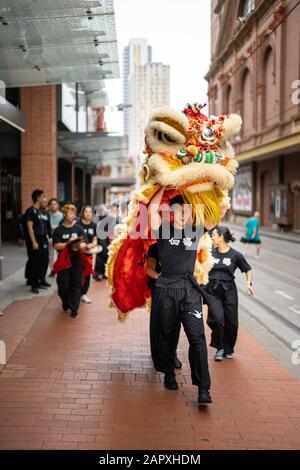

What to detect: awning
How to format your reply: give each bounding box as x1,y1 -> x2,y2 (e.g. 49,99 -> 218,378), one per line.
0,0 -> 119,87
0,95 -> 26,131
237,130 -> 300,163
57,131 -> 128,166
93,177 -> 136,187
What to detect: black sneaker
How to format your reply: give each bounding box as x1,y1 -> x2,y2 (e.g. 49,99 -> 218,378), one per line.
62,303 -> 69,312
164,373 -> 178,390
70,311 -> 78,318
174,355 -> 182,369
198,389 -> 212,405
31,287 -> 39,294
40,281 -> 51,288
38,284 -> 48,290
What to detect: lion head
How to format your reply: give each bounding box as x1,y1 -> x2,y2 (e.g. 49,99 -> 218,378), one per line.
140,103 -> 242,225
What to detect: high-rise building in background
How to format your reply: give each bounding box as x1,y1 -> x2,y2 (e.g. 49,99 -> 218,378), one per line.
123,39 -> 170,161
129,62 -> 170,158
123,39 -> 152,136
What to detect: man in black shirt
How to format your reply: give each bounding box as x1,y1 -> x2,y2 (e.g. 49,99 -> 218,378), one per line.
149,187 -> 213,405
26,189 -> 46,293
39,196 -> 52,288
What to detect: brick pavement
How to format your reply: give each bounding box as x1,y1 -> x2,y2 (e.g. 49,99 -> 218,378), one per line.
0,281 -> 300,450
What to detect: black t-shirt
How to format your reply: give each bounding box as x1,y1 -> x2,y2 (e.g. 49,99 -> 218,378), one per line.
26,207 -> 45,238
153,222 -> 201,287
40,211 -> 52,238
52,223 -> 86,252
147,243 -> 161,272
147,243 -> 161,290
77,220 -> 97,244
209,247 -> 252,282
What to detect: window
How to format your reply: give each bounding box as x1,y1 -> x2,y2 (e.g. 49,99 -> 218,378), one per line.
225,84 -> 233,114
262,46 -> 277,128
239,0 -> 255,19
241,68 -> 252,136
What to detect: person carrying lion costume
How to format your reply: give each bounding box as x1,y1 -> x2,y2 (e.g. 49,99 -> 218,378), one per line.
106,103 -> 242,405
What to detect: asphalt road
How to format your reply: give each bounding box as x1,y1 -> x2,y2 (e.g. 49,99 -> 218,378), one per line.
227,225 -> 300,350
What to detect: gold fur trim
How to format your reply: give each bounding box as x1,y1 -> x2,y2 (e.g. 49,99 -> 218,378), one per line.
194,232 -> 213,285
148,154 -> 235,191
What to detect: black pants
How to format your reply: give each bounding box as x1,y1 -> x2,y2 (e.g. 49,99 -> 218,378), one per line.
81,274 -> 91,295
150,281 -> 211,390
57,254 -> 83,313
204,280 -> 238,354
150,286 -> 181,363
26,238 -> 44,288
39,237 -> 49,283
94,239 -> 108,276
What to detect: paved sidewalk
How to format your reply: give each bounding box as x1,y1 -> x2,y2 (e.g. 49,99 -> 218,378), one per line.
0,282 -> 300,450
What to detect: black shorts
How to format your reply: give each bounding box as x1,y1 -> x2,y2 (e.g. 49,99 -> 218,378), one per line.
240,237 -> 261,244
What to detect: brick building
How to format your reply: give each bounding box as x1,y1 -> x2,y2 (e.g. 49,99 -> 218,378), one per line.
205,0 -> 300,232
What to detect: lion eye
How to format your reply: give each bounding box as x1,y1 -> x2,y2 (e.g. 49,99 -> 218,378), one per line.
203,128 -> 213,137
155,130 -> 178,144
199,126 -> 217,144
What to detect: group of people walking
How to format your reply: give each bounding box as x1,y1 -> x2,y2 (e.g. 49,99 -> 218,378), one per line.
18,189 -> 120,318
147,187 -> 254,405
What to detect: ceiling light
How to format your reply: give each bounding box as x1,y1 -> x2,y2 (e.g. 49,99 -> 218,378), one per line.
86,10 -> 93,20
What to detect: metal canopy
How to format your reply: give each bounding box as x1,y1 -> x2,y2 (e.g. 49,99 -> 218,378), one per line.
57,131 -> 128,166
0,95 -> 26,131
0,0 -> 119,87
94,176 -> 136,187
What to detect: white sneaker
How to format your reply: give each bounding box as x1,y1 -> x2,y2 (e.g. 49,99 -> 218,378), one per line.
214,349 -> 224,361
224,353 -> 233,359
81,295 -> 92,304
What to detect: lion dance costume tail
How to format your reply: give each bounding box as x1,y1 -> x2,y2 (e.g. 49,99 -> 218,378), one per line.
106,103 -> 242,319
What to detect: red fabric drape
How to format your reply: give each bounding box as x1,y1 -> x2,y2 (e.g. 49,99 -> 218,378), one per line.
52,246 -> 95,282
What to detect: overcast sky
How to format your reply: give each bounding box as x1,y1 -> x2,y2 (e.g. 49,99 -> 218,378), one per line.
105,0 -> 211,133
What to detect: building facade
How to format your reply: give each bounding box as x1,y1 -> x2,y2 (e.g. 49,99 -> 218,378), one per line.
123,39 -> 152,137
206,0 -> 300,232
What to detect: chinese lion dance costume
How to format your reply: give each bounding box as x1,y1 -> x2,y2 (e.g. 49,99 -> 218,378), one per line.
106,103 -> 242,319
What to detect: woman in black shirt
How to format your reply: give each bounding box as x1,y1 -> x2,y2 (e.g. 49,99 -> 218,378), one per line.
77,206 -> 97,303
203,226 -> 253,361
52,204 -> 87,318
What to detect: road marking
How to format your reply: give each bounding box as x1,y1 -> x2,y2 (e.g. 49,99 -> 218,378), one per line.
289,305 -> 300,314
275,290 -> 295,300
